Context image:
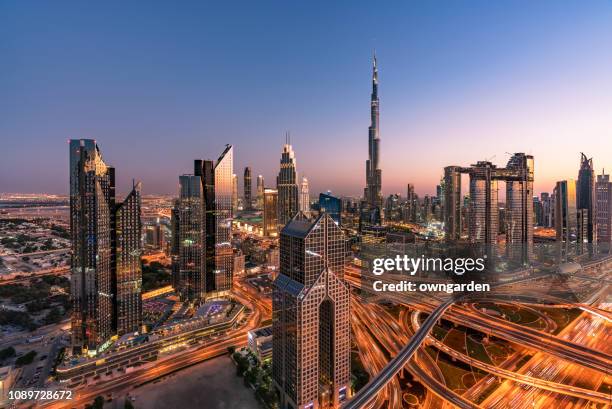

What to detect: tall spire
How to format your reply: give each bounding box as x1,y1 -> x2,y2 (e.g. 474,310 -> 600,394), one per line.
364,52 -> 382,225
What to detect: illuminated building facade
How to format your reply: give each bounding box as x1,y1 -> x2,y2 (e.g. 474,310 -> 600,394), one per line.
554,180 -> 577,243
300,176 -> 310,215
198,145 -> 234,298
244,166 -> 253,210
69,139 -> 143,355
363,54 -> 383,225
176,174 -> 205,301
596,171 -> 612,243
232,173 -> 238,213
257,174 -> 265,210
263,188 -> 278,237
442,153 -> 534,260
272,213 -> 351,409
577,153 -> 597,243
69,139 -> 115,354
277,142 -> 300,226
114,182 -> 143,335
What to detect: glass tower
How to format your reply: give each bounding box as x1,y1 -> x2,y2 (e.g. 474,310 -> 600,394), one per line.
114,182 -> 143,335
272,213 -> 351,409
70,139 -> 115,354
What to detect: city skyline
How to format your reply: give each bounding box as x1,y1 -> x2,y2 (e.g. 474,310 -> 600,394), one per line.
2,2 -> 612,197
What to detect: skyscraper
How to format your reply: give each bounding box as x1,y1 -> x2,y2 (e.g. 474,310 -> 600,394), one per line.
442,154 -> 533,260
114,182 -> 143,335
596,170 -> 611,243
257,174 -> 265,210
444,167 -> 463,240
468,161 -> 499,246
244,166 -> 252,211
197,145 -> 234,298
363,53 -> 383,224
554,180 -> 577,243
277,141 -> 299,226
577,153 -> 597,243
272,213 -> 351,409
263,188 -> 278,237
232,173 -> 238,213
505,153 -> 534,260
299,176 -> 310,215
70,139 -> 115,354
69,139 -> 142,355
404,183 -> 417,223
176,174 -> 205,301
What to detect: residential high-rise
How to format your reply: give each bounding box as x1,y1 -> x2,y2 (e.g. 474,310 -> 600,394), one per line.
319,192 -> 342,225
244,167 -> 252,211
277,141 -> 300,226
176,174 -> 205,301
196,145 -> 234,298
257,175 -> 265,210
69,139 -> 142,355
70,139 -> 115,354
577,153 -> 597,243
114,182 -> 143,335
263,188 -> 278,237
232,173 -> 238,213
554,180 -> 577,243
272,213 -> 351,409
363,53 -> 383,225
596,170 -> 612,243
170,200 -> 181,290
299,176 -> 310,215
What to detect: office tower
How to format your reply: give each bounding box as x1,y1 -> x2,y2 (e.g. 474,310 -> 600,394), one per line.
444,166 -> 462,240
263,188 -> 279,237
114,182 -> 143,335
232,173 -> 238,213
176,174 -> 205,301
576,153 -> 597,243
596,171 -> 611,243
300,176 -> 310,215
533,197 -> 543,226
468,161 -> 499,246
244,166 -> 252,210
363,54 -> 383,224
257,174 -> 265,210
170,200 -> 181,290
277,141 -> 300,226
554,180 -> 577,242
69,139 -> 115,354
319,192 -> 342,225
541,192 -> 553,227
196,145 -> 234,298
272,213 -> 351,409
505,153 -> 534,260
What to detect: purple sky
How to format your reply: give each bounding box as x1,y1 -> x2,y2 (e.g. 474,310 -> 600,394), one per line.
1,1 -> 611,198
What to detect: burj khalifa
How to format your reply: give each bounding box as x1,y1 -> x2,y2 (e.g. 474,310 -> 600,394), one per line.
364,53 -> 383,223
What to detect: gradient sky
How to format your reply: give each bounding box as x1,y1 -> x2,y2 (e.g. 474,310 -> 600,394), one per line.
1,1 -> 611,198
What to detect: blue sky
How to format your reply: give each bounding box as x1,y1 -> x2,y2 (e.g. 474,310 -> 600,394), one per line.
1,1 -> 611,196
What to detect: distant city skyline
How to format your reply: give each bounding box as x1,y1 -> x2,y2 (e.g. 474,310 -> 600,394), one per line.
1,2 -> 612,197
